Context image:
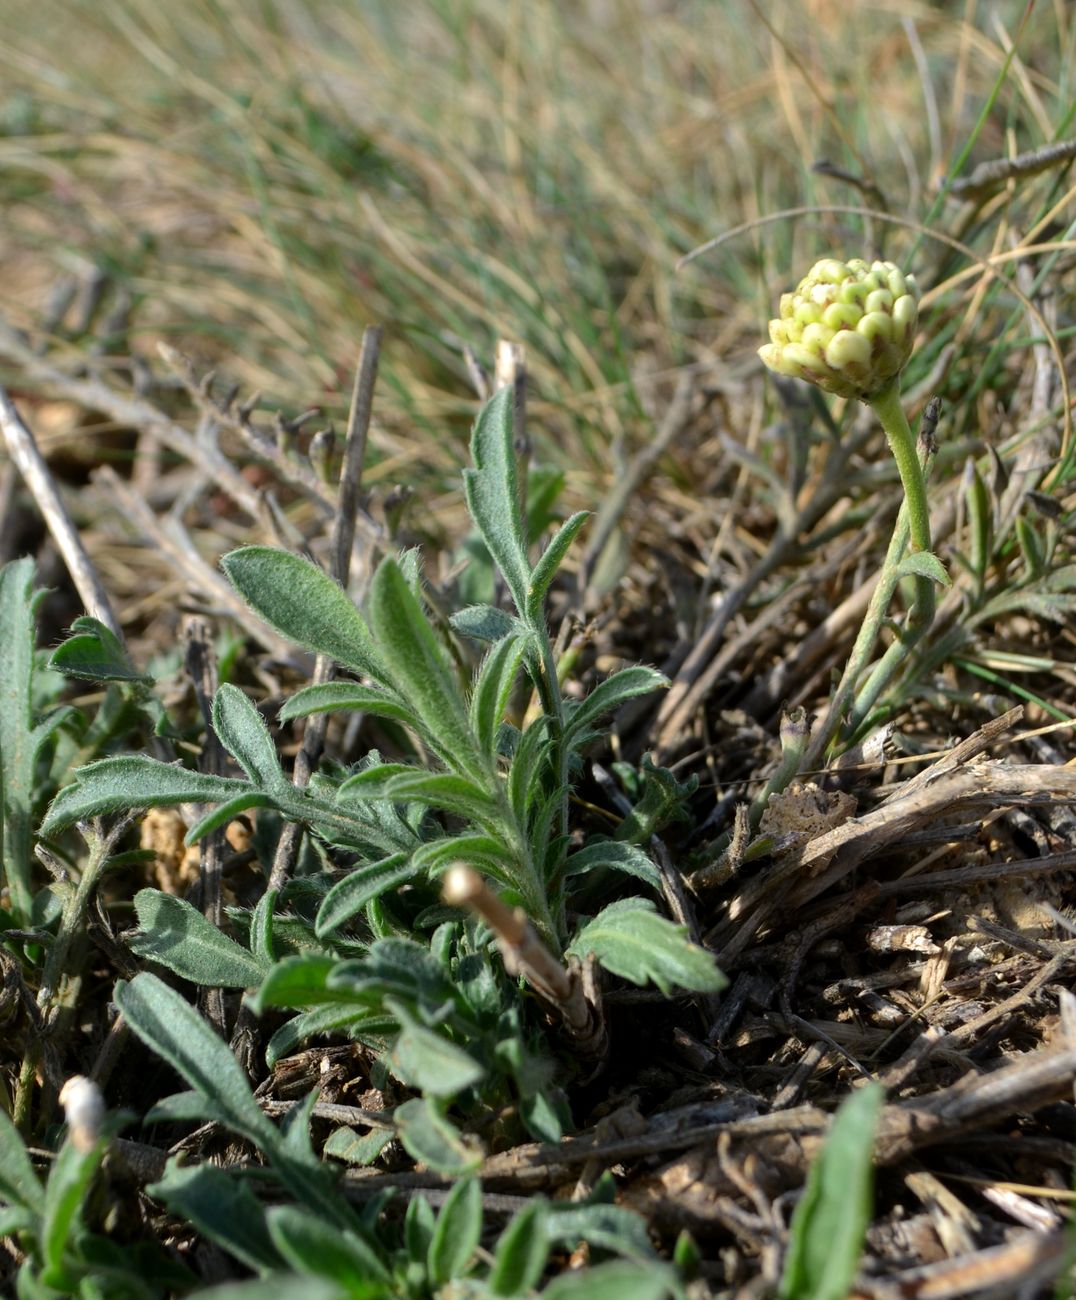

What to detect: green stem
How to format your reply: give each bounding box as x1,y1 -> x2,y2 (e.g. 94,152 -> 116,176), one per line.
804,382 -> 937,766
14,824 -> 120,1129
869,379 -> 932,556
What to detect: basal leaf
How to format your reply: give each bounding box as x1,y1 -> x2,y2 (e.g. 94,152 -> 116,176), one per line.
149,1159 -> 282,1274
41,759 -> 250,837
1,558 -> 47,921
547,1202 -> 656,1261
526,510 -> 589,619
541,1261 -> 678,1300
131,889 -> 268,988
779,1083 -> 883,1300
389,1006 -> 484,1098
462,387 -> 531,617
562,839 -> 661,890
41,1137 -> 107,1283
222,547 -> 388,684
212,685 -> 285,788
567,899 -> 726,996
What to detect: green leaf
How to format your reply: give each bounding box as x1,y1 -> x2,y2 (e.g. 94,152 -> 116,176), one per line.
463,387 -> 531,617
267,1006 -> 396,1069
895,549 -> 951,587
250,888 -> 277,966
469,633 -> 530,756
131,889 -> 268,988
567,900 -> 726,996
541,1261 -> 678,1300
48,616 -> 152,684
564,667 -> 668,746
393,1098 -> 482,1176
1,558 -> 47,922
563,840 -> 661,890
315,853 -> 417,938
547,1202 -> 655,1261
368,557 -> 485,780
450,604 -> 519,644
405,1194 -> 436,1264
279,681 -> 418,727
186,1278 -> 346,1300
149,1159 -> 282,1273
40,1138 -> 107,1283
250,955 -> 344,1013
212,685 -> 284,788
341,766 -> 498,825
116,973 -> 276,1148
184,791 -> 278,845
389,1006 -> 485,1098
779,1083 -> 883,1300
1016,513 -> 1046,579
427,1176 -> 483,1285
488,1200 -> 549,1296
526,510 -> 589,618
222,546 -> 387,683
323,1126 -> 394,1167
41,758 -> 250,837
267,1204 -> 390,1287
0,1107 -> 44,1212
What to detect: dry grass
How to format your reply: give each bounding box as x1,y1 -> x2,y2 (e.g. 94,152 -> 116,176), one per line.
2,0 -> 1076,1295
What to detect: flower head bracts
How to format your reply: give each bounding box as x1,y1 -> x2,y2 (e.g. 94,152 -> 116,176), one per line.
759,258 -> 919,401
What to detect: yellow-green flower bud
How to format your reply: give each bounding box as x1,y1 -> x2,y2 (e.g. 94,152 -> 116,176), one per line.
759,258 -> 919,400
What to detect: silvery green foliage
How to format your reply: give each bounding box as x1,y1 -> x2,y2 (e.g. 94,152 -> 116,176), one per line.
40,386 -> 723,1170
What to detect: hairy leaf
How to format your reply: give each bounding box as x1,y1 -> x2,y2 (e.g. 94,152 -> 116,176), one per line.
450,604 -> 520,644
212,685 -> 285,788
487,1200 -> 549,1296
567,899 -> 726,995
368,557 -> 485,781
563,667 -> 668,746
393,1098 -> 482,1176
470,632 -> 530,757
526,510 -> 589,618
150,1159 -> 282,1274
131,889 -> 268,988
41,759 -> 250,837
541,1260 -> 678,1300
462,387 -> 531,616
0,1108 -> 44,1212
315,854 -> 417,938
222,546 -> 387,683
267,1205 -> 389,1287
427,1176 -> 482,1285
279,681 -> 418,728
779,1083 -> 883,1300
116,973 -> 276,1148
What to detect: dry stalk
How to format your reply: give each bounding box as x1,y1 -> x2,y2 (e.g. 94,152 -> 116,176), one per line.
442,865 -> 606,1058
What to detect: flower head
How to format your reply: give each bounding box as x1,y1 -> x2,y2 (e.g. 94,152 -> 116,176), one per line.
759,257 -> 919,401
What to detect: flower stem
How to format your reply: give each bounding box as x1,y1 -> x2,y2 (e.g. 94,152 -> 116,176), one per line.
804,385 -> 938,765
